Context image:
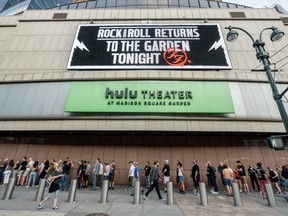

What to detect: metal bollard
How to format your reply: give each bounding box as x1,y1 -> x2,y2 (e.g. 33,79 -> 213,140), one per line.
167,181 -> 174,206
133,180 -> 140,205
232,182 -> 242,207
264,183 -> 276,207
199,182 -> 208,206
3,177 -> 16,200
67,179 -> 77,203
100,180 -> 109,204
35,179 -> 46,203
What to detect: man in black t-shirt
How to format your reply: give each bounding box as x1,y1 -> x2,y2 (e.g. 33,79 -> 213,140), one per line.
144,161 -> 151,189
162,160 -> 170,193
60,158 -> 74,191
207,161 -> 218,194
237,160 -> 250,194
17,157 -> 27,186
77,160 -> 84,189
191,160 -> 200,196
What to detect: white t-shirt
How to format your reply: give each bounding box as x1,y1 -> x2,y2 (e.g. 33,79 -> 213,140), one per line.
99,163 -> 104,175
26,160 -> 34,171
178,167 -> 183,177
104,165 -> 110,176
129,165 -> 135,177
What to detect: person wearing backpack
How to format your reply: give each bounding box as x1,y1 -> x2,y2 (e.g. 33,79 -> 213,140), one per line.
255,162 -> 269,199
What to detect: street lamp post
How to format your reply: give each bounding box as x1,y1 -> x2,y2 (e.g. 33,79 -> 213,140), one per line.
225,26 -> 288,136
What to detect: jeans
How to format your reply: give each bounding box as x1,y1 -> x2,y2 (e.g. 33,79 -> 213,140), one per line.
209,176 -> 218,192
61,174 -> 70,191
145,176 -> 150,188
145,179 -> 163,199
0,170 -> 4,184
27,171 -> 37,187
92,174 -> 96,190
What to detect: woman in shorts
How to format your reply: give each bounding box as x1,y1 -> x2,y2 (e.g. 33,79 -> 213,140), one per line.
38,165 -> 64,210
268,166 -> 283,195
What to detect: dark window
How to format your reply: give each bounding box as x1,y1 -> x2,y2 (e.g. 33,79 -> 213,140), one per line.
87,1 -> 96,8
227,3 -> 237,8
96,0 -> 106,8
52,13 -> 68,19
189,0 -> 199,7
77,1 -> 87,9
218,2 -> 228,8
179,0 -> 189,7
199,0 -> 209,8
209,1 -> 219,8
230,12 -> 246,18
107,0 -> 116,7
117,0 -> 127,6
68,3 -> 77,9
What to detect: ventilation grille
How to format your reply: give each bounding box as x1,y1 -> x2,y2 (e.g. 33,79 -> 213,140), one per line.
52,13 -> 68,19
230,12 -> 246,18
282,17 -> 288,24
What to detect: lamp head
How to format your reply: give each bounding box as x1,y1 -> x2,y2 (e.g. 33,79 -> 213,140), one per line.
226,28 -> 239,42
270,28 -> 285,42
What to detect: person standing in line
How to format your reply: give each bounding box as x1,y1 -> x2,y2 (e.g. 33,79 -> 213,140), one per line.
26,161 -> 38,188
255,162 -> 269,199
282,164 -> 288,201
191,160 -> 200,196
2,159 -> 14,186
176,160 -> 182,191
92,159 -> 98,190
218,162 -> 225,188
77,160 -> 84,189
236,160 -> 250,194
38,165 -> 65,210
233,167 -> 242,192
81,160 -> 87,187
61,158 -> 74,191
143,161 -> 151,189
17,157 -> 27,186
143,161 -> 165,201
22,157 -> 34,186
275,164 -> 284,189
130,161 -> 140,196
126,161 -> 135,191
206,161 -> 219,195
98,160 -> 103,187
37,160 -> 49,187
83,161 -> 91,188
0,158 -> 8,184
247,164 -> 260,191
267,166 -> 283,195
178,162 -> 185,194
162,160 -> 170,193
103,162 -> 110,181
13,160 -> 20,178
222,164 -> 233,197
109,160 -> 116,190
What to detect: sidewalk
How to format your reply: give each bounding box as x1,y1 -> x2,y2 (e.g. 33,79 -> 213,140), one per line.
0,186 -> 287,216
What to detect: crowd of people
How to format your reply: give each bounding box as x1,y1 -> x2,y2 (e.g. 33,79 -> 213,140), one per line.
0,156 -> 288,209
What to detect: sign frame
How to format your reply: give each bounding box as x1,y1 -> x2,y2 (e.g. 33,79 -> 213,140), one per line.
67,23 -> 232,70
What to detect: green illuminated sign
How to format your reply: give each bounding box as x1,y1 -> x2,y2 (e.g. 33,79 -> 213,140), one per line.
65,81 -> 234,114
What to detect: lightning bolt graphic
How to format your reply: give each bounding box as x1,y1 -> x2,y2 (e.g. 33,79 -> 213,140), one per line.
208,39 -> 224,52
74,39 -> 90,52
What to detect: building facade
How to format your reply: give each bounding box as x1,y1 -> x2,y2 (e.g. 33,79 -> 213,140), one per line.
0,1 -> 288,185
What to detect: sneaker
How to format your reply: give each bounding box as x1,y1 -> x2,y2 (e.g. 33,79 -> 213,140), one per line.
143,195 -> 148,200
159,198 -> 165,201
26,186 -> 29,188
130,193 -> 134,196
196,193 -> 200,196
210,190 -> 213,193
239,189 -> 242,193
52,206 -> 59,210
211,191 -> 219,195
112,187 -> 114,190
38,204 -> 43,209
164,190 -> 167,193
181,191 -> 186,194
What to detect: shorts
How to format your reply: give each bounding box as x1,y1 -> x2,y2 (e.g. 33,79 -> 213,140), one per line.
18,170 -> 25,178
83,175 -> 89,181
128,176 -> 134,187
223,178 -> 232,187
164,176 -> 170,184
259,179 -> 269,189
193,179 -> 199,188
240,176 -> 247,184
23,170 -> 31,177
178,176 -> 184,182
109,174 -> 115,181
